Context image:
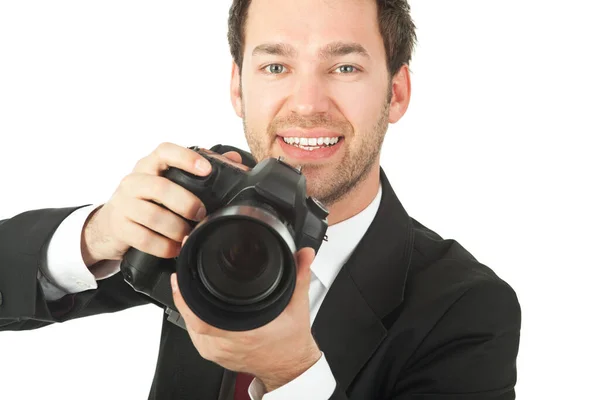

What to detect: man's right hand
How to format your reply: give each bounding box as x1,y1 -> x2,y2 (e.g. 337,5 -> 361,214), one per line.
80,142 -> 243,267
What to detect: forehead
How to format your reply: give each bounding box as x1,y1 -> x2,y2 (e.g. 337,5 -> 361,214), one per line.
244,0 -> 384,58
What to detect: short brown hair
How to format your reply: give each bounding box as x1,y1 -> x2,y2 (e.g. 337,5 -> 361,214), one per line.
227,0 -> 417,76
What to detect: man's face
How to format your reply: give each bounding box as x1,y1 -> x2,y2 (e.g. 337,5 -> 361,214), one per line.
231,0 -> 407,206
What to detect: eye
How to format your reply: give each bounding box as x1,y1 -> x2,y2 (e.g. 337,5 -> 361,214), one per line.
334,65 -> 359,74
262,64 -> 288,74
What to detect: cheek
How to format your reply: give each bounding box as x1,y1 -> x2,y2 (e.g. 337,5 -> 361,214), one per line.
330,82 -> 385,137
243,81 -> 289,129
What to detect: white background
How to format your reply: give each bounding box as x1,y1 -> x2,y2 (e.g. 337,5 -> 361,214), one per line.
1,1 -> 598,399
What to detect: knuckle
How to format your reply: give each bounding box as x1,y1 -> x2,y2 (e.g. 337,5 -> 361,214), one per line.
186,197 -> 204,219
155,142 -> 173,157
197,346 -> 213,362
154,176 -> 170,196
119,173 -> 133,189
173,224 -> 190,243
133,157 -> 150,173
145,206 -> 162,227
156,141 -> 168,153
120,174 -> 142,197
136,232 -> 152,251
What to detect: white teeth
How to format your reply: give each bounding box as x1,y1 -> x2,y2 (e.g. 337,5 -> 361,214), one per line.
299,146 -> 323,151
282,136 -> 340,149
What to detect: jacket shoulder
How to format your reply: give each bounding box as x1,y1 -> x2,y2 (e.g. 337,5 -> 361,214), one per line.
409,216 -> 515,292
378,219 -> 520,396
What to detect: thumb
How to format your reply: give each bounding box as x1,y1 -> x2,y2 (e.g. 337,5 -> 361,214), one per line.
294,247 -> 316,289
222,151 -> 243,164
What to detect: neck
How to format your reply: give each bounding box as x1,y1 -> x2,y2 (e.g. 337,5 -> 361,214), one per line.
325,160 -> 381,226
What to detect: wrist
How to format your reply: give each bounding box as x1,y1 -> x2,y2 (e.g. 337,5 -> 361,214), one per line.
259,343 -> 322,393
81,205 -> 105,267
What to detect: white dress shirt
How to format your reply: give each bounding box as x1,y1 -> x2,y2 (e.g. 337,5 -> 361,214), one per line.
40,183 -> 383,399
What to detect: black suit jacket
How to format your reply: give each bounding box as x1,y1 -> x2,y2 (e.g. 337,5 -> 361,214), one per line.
0,147 -> 521,399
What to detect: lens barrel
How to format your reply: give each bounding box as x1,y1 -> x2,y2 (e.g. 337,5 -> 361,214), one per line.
175,205 -> 297,331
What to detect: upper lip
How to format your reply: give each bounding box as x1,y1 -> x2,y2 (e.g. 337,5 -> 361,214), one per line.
277,128 -> 343,138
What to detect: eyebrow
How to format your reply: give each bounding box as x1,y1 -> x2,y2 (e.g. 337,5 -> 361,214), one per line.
251,41 -> 370,60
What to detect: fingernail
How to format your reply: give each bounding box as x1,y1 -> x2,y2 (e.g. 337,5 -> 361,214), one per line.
194,206 -> 206,221
194,159 -> 211,174
171,273 -> 179,293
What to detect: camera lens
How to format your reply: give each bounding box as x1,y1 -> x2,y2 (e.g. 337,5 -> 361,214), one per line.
219,233 -> 268,281
175,204 -> 299,331
198,219 -> 284,305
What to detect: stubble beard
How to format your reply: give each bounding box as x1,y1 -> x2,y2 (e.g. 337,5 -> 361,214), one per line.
241,93 -> 391,208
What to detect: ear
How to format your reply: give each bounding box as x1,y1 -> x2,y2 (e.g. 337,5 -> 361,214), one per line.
388,64 -> 411,124
230,60 -> 243,118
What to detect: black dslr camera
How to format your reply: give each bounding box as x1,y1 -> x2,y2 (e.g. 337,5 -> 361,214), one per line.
120,145 -> 329,331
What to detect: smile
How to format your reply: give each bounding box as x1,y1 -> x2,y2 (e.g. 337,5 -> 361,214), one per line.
281,136 -> 341,151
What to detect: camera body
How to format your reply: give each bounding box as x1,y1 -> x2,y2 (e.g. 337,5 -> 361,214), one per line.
120,145 -> 329,331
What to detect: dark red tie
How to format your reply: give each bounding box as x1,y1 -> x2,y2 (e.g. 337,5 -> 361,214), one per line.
234,372 -> 254,400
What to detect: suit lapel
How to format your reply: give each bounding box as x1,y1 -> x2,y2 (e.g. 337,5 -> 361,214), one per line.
311,266 -> 388,392
312,168 -> 414,392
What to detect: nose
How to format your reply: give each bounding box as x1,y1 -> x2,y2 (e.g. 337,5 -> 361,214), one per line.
288,73 -> 330,116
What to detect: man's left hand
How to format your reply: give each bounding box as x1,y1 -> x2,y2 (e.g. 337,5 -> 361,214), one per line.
170,245 -> 321,392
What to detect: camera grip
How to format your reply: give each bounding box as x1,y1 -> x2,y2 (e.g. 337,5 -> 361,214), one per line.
121,247 -> 177,311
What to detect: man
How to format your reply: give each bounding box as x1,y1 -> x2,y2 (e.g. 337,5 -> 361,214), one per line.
0,0 -> 521,399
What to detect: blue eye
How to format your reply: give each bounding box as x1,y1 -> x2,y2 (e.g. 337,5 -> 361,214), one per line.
336,65 -> 356,73
264,64 -> 287,74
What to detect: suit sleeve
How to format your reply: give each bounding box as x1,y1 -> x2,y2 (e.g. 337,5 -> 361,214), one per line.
390,280 -> 521,400
39,204 -> 122,301
0,206 -> 150,331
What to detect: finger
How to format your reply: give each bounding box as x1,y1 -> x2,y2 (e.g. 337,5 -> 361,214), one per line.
171,273 -> 211,334
117,218 -> 181,258
171,273 -> 232,338
222,151 -> 243,164
296,247 -> 316,286
133,142 -> 212,176
125,198 -> 191,243
121,174 -> 206,221
203,149 -> 250,171
288,247 -> 316,304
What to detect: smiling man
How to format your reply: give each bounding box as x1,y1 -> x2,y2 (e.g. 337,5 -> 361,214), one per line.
235,0 -> 403,224
0,0 -> 521,399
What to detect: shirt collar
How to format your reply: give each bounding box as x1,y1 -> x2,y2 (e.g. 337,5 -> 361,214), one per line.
310,183 -> 383,290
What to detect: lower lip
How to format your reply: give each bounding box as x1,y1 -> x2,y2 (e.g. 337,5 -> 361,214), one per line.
277,137 -> 344,161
